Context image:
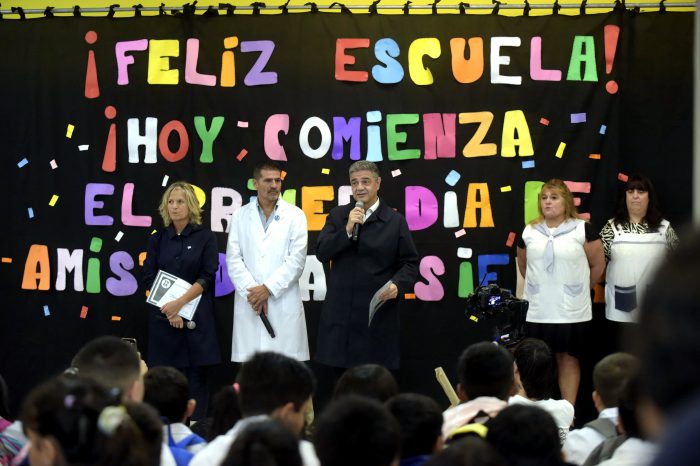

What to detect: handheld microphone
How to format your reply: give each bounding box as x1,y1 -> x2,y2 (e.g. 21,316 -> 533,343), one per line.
351,200 -> 365,242
260,313 -> 276,338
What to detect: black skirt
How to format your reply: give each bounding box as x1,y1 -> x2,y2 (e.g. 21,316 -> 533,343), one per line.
524,321 -> 591,358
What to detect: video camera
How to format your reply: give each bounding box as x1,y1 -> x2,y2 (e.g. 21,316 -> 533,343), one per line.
465,284 -> 529,347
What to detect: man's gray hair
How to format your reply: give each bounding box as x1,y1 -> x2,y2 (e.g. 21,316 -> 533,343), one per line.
348,161 -> 380,179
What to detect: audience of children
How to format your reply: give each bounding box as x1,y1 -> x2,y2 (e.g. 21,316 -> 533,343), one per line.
9,223 -> 700,466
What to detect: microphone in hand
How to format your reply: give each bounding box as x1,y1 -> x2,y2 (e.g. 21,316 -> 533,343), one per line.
351,200 -> 365,242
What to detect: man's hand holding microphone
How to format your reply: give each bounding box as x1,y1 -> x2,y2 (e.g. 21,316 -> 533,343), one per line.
347,201 -> 365,241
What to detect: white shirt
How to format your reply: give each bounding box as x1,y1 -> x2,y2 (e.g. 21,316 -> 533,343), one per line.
597,437 -> 657,466
563,408 -> 619,465
508,395 -> 574,443
164,422 -> 206,454
190,416 -> 320,466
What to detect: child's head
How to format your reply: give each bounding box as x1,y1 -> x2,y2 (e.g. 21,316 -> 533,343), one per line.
143,366 -> 193,424
70,336 -> 143,402
486,404 -> 564,466
314,395 -> 400,466
386,393 -> 444,458
457,342 -> 514,401
513,338 -> 556,400
237,352 -> 315,436
221,419 -> 302,466
592,352 -> 640,409
334,364 -> 399,402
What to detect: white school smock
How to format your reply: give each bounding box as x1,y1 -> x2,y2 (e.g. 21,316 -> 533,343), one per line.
522,220 -> 592,323
604,220 -> 669,322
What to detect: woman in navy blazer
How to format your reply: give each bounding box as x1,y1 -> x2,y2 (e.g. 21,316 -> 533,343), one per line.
143,181 -> 221,420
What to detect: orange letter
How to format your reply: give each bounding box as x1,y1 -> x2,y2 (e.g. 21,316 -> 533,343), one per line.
22,244 -> 51,290
463,183 -> 494,228
302,186 -> 335,231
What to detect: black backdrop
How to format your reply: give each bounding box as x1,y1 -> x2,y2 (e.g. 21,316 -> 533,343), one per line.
0,11 -> 693,416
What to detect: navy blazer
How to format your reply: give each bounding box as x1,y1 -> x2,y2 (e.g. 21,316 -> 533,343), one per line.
315,199 -> 419,369
143,224 -> 221,368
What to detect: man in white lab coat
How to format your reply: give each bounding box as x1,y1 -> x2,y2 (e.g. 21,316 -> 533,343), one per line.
226,161 -> 310,362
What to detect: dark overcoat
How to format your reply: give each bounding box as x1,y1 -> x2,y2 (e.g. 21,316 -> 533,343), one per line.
315,199 -> 419,369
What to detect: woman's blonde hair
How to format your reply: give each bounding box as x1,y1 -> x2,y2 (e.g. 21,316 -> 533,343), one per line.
530,179 -> 579,225
158,182 -> 202,227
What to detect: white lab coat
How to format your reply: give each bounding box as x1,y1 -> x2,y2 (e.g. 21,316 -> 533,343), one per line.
226,198 -> 310,362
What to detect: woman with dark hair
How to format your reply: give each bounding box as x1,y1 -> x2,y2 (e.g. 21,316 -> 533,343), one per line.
517,180 -> 605,406
143,181 -> 221,420
600,174 -> 679,324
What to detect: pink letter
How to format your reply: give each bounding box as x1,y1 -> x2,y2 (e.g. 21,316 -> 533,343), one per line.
405,186 -> 438,231
264,114 -> 289,161
530,37 -> 562,81
116,39 -> 148,85
414,256 -> 445,301
122,183 -> 152,227
185,39 -> 217,86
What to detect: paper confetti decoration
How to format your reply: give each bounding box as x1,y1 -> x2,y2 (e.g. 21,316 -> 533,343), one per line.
321,168 -> 330,175
617,173 -> 629,182
469,315 -> 479,322
589,154 -> 601,160
66,124 -> 75,138
1,257 -> 12,263
555,142 -> 566,158
457,248 -> 473,259
78,145 -> 89,151
17,158 -> 28,168
43,305 -> 50,317
506,232 -> 517,247
115,231 -> 124,242
28,207 -> 34,219
570,113 -> 587,124
539,118 -> 550,126
161,175 -> 169,187
50,159 -> 58,169
236,149 -> 248,161
111,316 -> 122,321
80,306 -> 88,319
454,229 -> 466,238
404,293 -> 416,300
49,195 -> 59,207
500,186 -> 512,192
237,121 -> 249,128
280,170 -> 287,180
600,125 -> 607,135
391,169 -> 402,177
522,160 -> 535,169
445,170 -> 461,186
247,179 -> 255,190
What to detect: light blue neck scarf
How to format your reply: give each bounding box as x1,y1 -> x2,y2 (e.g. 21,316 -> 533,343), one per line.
533,219 -> 580,272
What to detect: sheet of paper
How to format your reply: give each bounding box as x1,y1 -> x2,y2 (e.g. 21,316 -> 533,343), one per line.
368,280 -> 393,326
146,270 -> 201,320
